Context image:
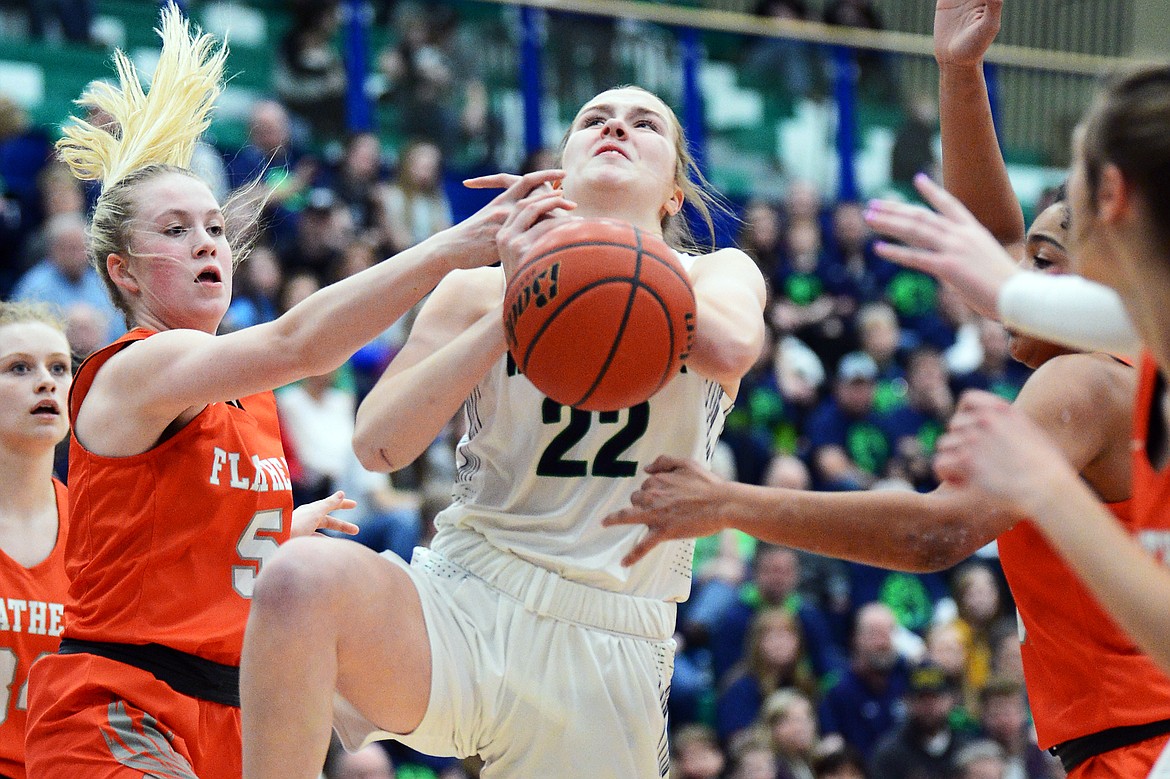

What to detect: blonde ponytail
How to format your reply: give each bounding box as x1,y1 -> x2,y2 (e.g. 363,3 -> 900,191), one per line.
56,3 -> 226,190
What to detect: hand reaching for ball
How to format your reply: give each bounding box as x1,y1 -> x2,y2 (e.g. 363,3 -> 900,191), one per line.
464,170 -> 578,281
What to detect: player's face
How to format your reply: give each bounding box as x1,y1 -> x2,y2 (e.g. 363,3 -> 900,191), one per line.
1008,202 -> 1075,368
119,172 -> 233,333
0,322 -> 71,452
561,88 -> 683,218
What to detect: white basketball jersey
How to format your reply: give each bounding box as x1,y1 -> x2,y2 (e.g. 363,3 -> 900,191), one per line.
434,255 -> 731,602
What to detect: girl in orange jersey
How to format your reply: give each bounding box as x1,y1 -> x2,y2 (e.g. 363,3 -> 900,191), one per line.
0,302 -> 71,779
856,31 -> 1170,779
22,7 -> 562,779
606,3 -> 1170,776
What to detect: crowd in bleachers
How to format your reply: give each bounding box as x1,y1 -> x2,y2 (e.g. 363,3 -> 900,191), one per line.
0,1 -> 1063,778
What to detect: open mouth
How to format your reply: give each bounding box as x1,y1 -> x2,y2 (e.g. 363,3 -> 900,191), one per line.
595,144 -> 629,159
195,268 -> 222,285
31,400 -> 59,417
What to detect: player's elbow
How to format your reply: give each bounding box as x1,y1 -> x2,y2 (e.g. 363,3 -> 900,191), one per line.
353,429 -> 398,473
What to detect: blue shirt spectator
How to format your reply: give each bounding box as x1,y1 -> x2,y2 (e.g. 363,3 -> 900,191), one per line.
12,213 -> 123,346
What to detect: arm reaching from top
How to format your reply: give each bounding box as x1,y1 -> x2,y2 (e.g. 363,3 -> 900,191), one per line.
934,0 -> 1025,248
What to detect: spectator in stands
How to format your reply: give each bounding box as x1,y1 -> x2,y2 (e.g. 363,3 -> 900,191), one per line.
377,139 -> 454,254
805,352 -> 892,490
672,723 -> 728,779
855,302 -> 907,413
325,132 -> 392,251
771,218 -> 852,370
275,1 -> 347,141
744,0 -> 820,100
0,96 -> 54,294
721,326 -> 814,486
728,731 -> 782,779
222,244 -> 283,333
953,740 -> 1008,779
822,202 -> 894,312
280,187 -> 355,285
26,0 -> 93,43
946,562 -> 1013,704
924,621 -> 972,714
879,346 -> 954,490
276,368 -> 421,562
952,319 -> 1032,402
821,0 -> 900,103
977,677 -> 1052,779
818,603 -> 912,760
869,660 -> 976,779
717,606 -> 821,745
741,198 -> 787,288
12,213 -> 123,345
812,743 -> 869,779
890,94 -> 939,193
710,544 -> 846,688
764,688 -> 821,779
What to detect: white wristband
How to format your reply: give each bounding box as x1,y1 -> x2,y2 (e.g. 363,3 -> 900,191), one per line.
997,272 -> 1140,357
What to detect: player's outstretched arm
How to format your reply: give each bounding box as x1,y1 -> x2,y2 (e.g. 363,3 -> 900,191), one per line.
603,455 -> 1005,570
935,389 -> 1170,674
87,170 -> 571,458
934,0 -> 1025,249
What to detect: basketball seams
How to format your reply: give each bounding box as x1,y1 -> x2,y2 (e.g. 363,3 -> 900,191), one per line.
574,228 -> 645,408
503,218 -> 695,411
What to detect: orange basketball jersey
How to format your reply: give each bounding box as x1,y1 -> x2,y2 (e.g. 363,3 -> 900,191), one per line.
999,351 -> 1170,749
0,478 -> 68,779
63,328 -> 292,666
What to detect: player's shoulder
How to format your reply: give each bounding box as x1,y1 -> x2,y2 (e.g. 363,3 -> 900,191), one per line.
1028,351 -> 1134,393
1019,352 -> 1136,417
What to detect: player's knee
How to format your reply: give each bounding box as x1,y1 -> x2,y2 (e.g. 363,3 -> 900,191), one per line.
252,537 -> 340,620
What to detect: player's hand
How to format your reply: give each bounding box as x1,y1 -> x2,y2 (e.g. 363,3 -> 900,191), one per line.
864,173 -> 1020,320
602,456 -> 731,566
933,390 -> 1076,519
438,170 -> 577,272
467,171 -> 580,281
290,491 -> 359,538
934,0 -> 1002,66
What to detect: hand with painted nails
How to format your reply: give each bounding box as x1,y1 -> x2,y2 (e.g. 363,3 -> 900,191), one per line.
864,173 -> 1021,319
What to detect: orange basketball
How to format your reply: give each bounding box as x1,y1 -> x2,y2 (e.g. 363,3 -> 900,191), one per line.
503,217 -> 696,412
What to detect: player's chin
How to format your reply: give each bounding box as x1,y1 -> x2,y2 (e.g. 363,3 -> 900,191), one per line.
1008,333 -> 1070,370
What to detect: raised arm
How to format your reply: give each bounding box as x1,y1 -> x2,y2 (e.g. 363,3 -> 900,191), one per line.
685,247 -> 768,395
934,0 -> 1025,249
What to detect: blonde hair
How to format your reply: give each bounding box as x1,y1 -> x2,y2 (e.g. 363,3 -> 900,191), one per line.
0,301 -> 66,333
56,5 -> 225,189
53,5 -> 244,325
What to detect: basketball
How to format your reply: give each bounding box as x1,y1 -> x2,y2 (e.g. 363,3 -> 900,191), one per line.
503,217 -> 696,412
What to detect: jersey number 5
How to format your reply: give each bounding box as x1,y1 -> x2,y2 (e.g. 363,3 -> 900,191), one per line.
537,399 -> 650,477
233,508 -> 284,598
